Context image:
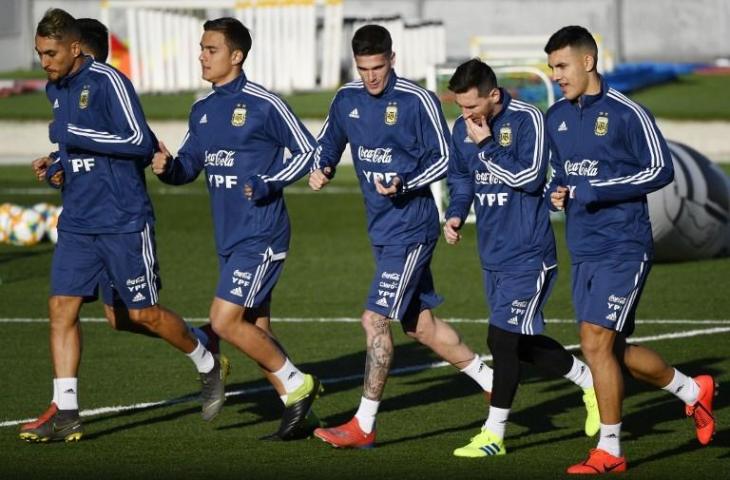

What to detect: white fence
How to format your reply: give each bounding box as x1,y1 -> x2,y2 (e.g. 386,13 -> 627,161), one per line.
100,1 -> 446,94
100,0 -> 344,93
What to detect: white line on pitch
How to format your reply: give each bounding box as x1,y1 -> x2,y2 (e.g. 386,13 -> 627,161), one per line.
2,325 -> 729,428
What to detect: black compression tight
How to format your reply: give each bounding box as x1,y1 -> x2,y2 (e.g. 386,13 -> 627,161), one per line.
487,323 -> 575,409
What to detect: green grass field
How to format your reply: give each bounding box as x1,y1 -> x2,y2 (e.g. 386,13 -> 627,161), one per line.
1,73 -> 728,120
0,165 -> 728,479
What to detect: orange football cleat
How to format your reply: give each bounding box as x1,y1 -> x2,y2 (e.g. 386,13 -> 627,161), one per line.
566,448 -> 627,475
685,375 -> 717,445
313,417 -> 375,449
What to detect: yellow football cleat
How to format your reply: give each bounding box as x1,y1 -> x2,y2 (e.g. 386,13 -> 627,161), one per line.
453,428 -> 506,458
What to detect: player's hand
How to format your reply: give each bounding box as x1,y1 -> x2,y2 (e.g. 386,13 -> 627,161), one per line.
48,169 -> 64,187
308,167 -> 333,191
31,156 -> 53,182
443,217 -> 463,245
551,185 -> 568,210
465,115 -> 492,144
374,176 -> 402,197
244,175 -> 271,202
152,141 -> 172,175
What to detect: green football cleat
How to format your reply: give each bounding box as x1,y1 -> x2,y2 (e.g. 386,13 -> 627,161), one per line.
582,387 -> 600,437
453,428 -> 506,458
273,374 -> 323,440
200,354 -> 230,422
19,404 -> 83,443
285,374 -> 321,407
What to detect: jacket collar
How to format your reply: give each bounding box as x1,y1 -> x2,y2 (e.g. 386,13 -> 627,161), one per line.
488,87 -> 511,127
58,55 -> 92,87
575,74 -> 608,109
213,71 -> 248,95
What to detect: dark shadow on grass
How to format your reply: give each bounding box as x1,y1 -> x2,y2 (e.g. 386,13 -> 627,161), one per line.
81,400 -> 201,440
375,418 -> 484,447
630,427 -> 729,469
73,345 -> 725,448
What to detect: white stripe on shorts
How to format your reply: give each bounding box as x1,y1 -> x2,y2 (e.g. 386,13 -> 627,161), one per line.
243,248 -> 287,308
244,255 -> 270,308
522,263 -> 556,335
389,244 -> 423,320
140,223 -> 158,304
616,257 -> 647,332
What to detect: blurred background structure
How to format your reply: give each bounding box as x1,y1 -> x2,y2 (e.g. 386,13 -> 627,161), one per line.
2,0 -> 729,93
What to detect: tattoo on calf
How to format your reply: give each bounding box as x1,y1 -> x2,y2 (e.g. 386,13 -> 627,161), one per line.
363,324 -> 393,400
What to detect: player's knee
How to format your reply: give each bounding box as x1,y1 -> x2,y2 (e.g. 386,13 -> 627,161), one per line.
48,296 -> 81,325
361,310 -> 388,336
127,305 -> 161,329
487,324 -> 520,358
579,326 -> 614,360
210,315 -> 234,339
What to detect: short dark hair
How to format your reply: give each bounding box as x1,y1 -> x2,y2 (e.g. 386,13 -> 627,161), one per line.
448,59 -> 498,96
36,8 -> 80,41
77,18 -> 109,62
203,17 -> 252,63
544,25 -> 598,60
352,24 -> 392,56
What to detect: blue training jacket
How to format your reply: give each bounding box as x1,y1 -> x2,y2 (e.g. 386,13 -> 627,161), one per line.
447,88 -> 556,271
158,72 -> 316,257
314,72 -> 449,246
544,76 -> 674,263
46,57 -> 156,234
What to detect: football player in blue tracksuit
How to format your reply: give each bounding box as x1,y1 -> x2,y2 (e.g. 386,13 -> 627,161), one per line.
20,9 -> 225,444
31,17 -> 220,356
152,17 -> 321,440
309,25 -> 494,449
544,26 -> 717,474
443,59 -> 599,458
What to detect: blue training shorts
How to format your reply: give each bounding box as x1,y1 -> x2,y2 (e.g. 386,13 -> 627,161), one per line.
216,247 -> 286,308
365,241 -> 443,322
571,257 -> 651,337
483,263 -> 557,335
51,223 -> 161,309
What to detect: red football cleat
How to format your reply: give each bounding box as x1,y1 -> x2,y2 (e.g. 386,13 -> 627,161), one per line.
19,403 -> 83,443
313,417 -> 375,449
685,375 -> 717,445
19,403 -> 59,432
566,448 -> 627,475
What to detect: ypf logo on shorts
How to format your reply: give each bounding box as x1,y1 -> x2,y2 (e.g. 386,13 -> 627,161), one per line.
126,275 -> 148,293
232,269 -> 252,287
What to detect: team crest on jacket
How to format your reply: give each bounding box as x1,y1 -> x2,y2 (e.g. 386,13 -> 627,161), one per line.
499,125 -> 512,146
594,114 -> 609,136
231,104 -> 247,127
385,102 -> 398,125
79,86 -> 90,109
